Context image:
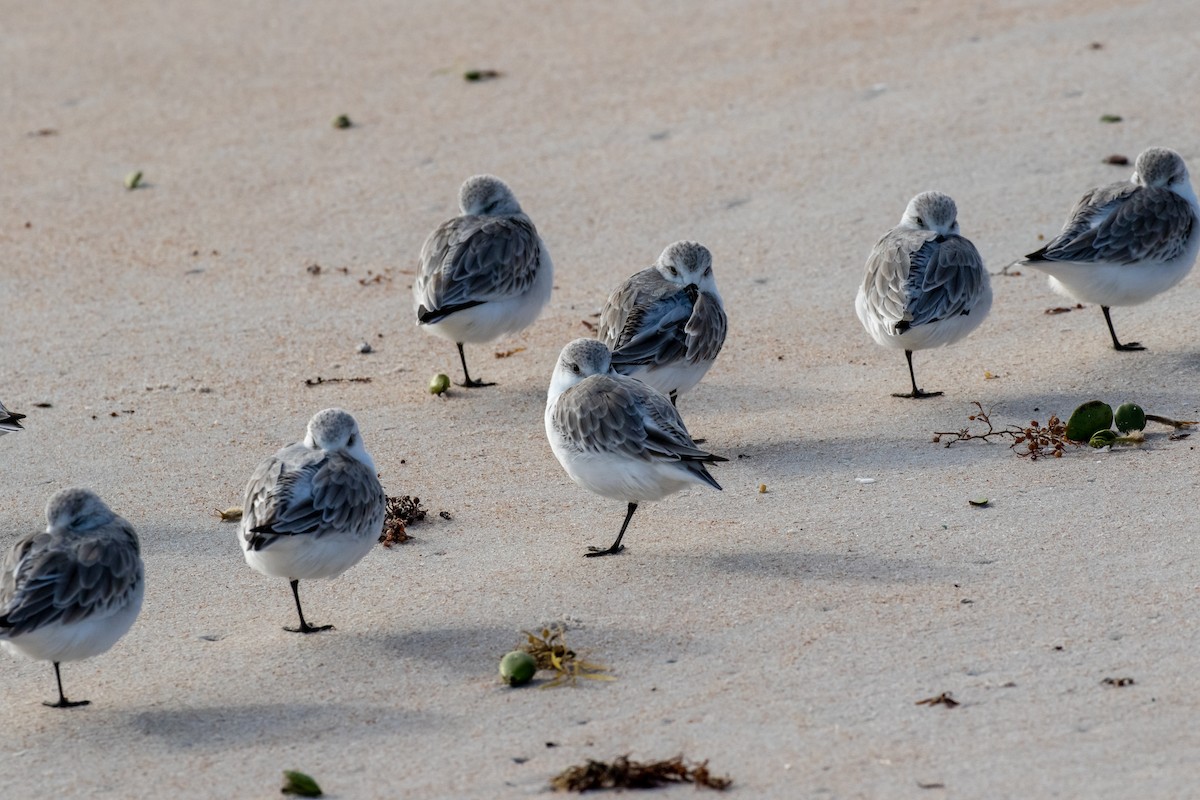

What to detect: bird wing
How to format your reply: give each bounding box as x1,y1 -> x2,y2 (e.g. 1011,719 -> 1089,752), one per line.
415,214 -> 542,319
241,446 -> 384,550
603,271 -> 726,371
1027,184 -> 1196,265
553,375 -> 723,466
0,521 -> 142,636
904,234 -> 987,328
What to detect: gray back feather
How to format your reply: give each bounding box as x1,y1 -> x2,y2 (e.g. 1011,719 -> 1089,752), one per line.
0,518 -> 142,636
862,228 -> 986,332
241,443 -> 385,549
415,213 -> 542,311
599,268 -> 727,370
551,374 -> 721,472
1038,184 -> 1196,265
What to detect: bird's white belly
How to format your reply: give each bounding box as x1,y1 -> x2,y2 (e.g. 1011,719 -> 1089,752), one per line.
1,580 -> 144,663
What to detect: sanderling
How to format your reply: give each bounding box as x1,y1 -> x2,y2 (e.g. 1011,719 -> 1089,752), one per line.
413,175 -> 553,387
0,488 -> 144,708
1023,147 -> 1200,351
856,191 -> 992,398
598,241 -> 727,407
0,399 -> 25,434
239,408 -> 385,633
545,339 -> 727,557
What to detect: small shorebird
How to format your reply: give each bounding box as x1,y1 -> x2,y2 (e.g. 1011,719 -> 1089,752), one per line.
1022,147 -> 1200,351
239,408 -> 385,633
598,240 -> 727,406
413,175 -> 554,387
545,339 -> 726,557
856,191 -> 992,398
0,488 -> 144,708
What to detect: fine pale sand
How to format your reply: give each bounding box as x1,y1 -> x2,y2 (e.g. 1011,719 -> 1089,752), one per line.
3,1 -> 1199,797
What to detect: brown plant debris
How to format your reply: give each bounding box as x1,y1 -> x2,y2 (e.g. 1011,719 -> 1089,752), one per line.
518,626 -> 614,688
1102,677 -> 1135,687
304,376 -> 371,386
380,495 -> 427,546
916,692 -> 960,708
464,69 -> 502,82
934,402 -> 1073,460
216,506 -> 243,522
1104,154 -> 1129,165
580,319 -> 597,332
494,346 -> 526,358
1045,304 -> 1084,314
550,755 -> 731,792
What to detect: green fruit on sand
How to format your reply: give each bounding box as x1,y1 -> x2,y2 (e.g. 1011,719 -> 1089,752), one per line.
1114,402 -> 1146,433
1065,400 -> 1113,442
500,651 -> 537,686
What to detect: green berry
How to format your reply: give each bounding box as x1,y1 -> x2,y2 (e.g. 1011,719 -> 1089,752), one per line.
1114,402 -> 1146,433
124,170 -> 143,190
1089,429 -> 1118,448
428,373 -> 450,395
499,650 -> 537,686
281,770 -> 323,797
1065,400 -> 1113,442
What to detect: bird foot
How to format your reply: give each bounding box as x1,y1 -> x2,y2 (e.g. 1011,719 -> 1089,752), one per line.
43,698 -> 89,709
1114,342 -> 1145,352
284,623 -> 335,634
585,544 -> 626,558
458,378 -> 497,388
891,390 -> 943,399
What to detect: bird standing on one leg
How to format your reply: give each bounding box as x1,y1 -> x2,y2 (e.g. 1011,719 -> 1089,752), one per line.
239,408 -> 385,633
598,241 -> 727,408
0,488 -> 143,708
856,191 -> 992,398
413,175 -> 553,387
1021,147 -> 1200,351
545,339 -> 726,557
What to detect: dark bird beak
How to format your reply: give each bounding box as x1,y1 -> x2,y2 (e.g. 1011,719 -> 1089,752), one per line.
684,284 -> 699,302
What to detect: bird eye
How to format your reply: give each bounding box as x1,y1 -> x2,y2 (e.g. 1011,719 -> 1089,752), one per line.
703,267 -> 711,277
348,434 -> 356,447
916,216 -> 925,227
667,266 -> 678,276
570,362 -> 581,375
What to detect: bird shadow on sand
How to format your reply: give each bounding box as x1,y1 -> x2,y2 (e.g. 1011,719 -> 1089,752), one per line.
672,548 -> 959,585
362,625 -> 519,668
121,702 -> 433,751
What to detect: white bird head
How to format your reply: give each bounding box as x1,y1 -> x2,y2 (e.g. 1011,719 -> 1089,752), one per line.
305,408 -> 376,472
654,240 -> 716,295
549,338 -> 612,398
45,488 -> 116,534
458,174 -> 522,216
900,191 -> 960,236
1133,147 -> 1190,190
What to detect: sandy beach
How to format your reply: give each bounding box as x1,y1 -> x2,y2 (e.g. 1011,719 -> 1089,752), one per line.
2,1 -> 1199,796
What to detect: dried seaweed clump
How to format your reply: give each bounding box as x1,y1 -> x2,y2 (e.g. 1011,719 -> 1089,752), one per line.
550,755 -> 731,792
379,495 -> 427,547
933,402 -> 1072,460
519,626 -> 613,687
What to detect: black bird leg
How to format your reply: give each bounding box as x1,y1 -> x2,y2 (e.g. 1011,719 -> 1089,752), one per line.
892,350 -> 943,399
457,342 -> 496,387
284,579 -> 334,634
586,503 -> 637,557
43,662 -> 88,708
1102,306 -> 1144,351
